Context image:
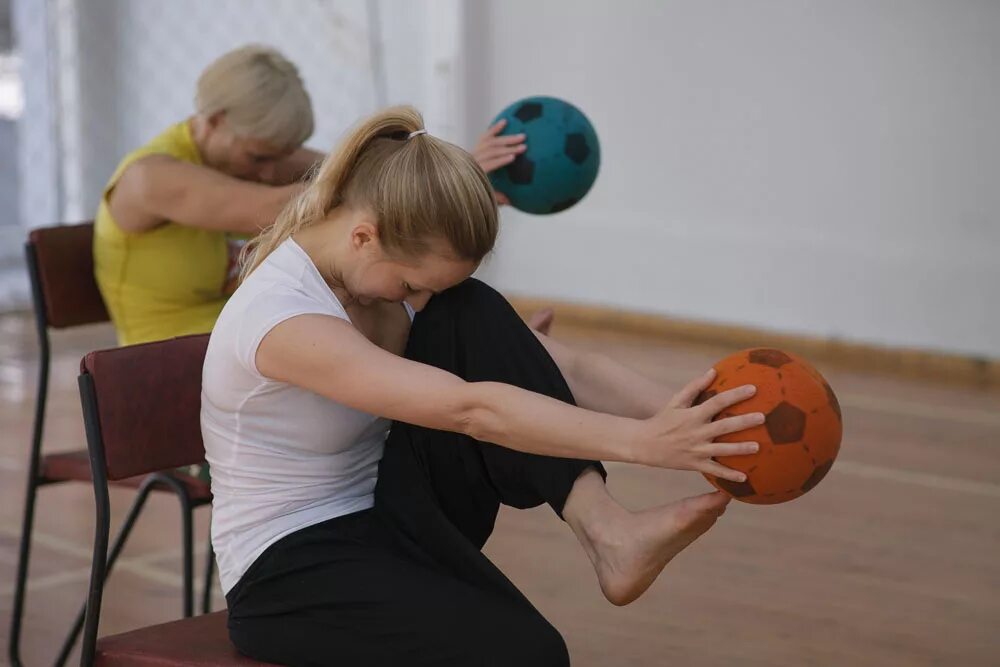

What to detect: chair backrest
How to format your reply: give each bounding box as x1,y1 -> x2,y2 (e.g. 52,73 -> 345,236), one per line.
27,222 -> 109,329
79,334 -> 210,480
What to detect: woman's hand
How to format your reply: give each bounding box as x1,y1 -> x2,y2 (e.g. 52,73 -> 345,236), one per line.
473,119 -> 526,205
635,369 -> 763,480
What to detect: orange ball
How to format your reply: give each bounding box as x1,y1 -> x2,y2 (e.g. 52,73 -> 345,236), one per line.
694,348 -> 843,504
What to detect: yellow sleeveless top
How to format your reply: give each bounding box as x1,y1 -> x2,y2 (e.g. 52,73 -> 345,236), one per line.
94,122 -> 240,345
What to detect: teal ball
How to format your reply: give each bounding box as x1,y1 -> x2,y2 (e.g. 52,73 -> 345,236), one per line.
488,96 -> 600,215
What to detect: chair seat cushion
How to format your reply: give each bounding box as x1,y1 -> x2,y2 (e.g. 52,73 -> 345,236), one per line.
95,611 -> 277,666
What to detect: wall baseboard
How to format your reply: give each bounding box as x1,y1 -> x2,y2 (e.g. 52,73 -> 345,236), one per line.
508,295 -> 1000,388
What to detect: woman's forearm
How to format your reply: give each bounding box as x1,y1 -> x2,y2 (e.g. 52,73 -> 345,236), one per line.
464,381 -> 645,464
273,147 -> 325,184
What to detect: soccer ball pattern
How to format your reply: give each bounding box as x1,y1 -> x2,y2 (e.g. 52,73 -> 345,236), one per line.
694,348 -> 843,505
488,96 -> 600,215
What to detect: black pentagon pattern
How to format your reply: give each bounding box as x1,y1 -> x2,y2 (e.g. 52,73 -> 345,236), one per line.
765,401 -> 806,444
748,348 -> 793,368
550,198 -> 580,213
824,381 -> 842,421
693,388 -> 717,407
801,459 -> 834,493
714,476 -> 756,498
564,133 -> 591,164
514,102 -> 543,123
507,154 -> 535,185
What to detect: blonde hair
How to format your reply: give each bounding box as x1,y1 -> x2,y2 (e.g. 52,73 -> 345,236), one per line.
195,45 -> 314,151
241,106 -> 498,279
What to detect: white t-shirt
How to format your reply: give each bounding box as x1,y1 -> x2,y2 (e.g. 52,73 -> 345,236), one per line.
201,238 -> 413,594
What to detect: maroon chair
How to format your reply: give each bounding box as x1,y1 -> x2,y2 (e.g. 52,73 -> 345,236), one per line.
78,334 -> 276,666
9,223 -> 215,667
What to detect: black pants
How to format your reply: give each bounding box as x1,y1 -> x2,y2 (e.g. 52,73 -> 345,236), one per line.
226,279 -> 607,667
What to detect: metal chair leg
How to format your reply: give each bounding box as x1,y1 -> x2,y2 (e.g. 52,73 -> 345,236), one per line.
54,475 -> 159,666
7,324 -> 50,667
7,473 -> 40,667
202,542 -> 216,614
179,488 -> 195,618
53,472 -> 198,667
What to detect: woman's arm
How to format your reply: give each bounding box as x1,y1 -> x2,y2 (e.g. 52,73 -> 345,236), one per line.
472,119 -> 526,206
270,147 -> 325,185
533,331 -> 674,419
256,314 -> 761,481
108,155 -> 302,234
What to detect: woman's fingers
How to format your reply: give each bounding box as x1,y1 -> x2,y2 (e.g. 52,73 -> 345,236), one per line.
700,459 -> 748,483
667,368 -> 717,409
707,412 -> 765,438
696,384 -> 756,417
697,440 -> 759,458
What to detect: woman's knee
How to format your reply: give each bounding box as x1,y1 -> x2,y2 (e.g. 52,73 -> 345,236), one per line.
421,278 -> 516,328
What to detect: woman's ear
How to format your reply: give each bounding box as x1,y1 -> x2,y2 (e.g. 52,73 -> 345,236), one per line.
349,219 -> 380,255
207,110 -> 228,130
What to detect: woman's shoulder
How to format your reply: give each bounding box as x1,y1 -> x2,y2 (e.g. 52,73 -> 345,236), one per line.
225,243 -> 347,326
134,121 -> 201,164
210,256 -> 348,379
102,121 -> 201,200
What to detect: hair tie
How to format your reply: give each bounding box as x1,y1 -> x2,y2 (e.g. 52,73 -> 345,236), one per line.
407,129 -> 428,139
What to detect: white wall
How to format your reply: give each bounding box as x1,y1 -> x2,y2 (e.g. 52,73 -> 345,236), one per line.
1,0 -> 59,309
62,0 -> 379,221
15,0 -> 998,358
469,0 -> 1000,359
11,0 -> 58,231
62,0 -> 470,220
5,0 -> 465,308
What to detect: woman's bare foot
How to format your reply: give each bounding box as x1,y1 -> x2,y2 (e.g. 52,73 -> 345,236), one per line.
527,307 -> 555,335
564,472 -> 730,606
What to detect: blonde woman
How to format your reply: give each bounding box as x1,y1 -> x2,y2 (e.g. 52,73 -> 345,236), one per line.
95,45 -> 530,346
202,106 -> 761,666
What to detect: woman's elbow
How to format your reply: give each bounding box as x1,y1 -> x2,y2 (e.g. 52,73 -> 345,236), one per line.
448,383 -> 498,443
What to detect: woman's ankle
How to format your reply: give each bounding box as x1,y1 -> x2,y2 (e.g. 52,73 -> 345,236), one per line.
563,467 -> 626,554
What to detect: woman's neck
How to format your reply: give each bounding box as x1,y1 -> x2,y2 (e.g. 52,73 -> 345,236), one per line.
186,116 -> 209,164
292,217 -> 354,304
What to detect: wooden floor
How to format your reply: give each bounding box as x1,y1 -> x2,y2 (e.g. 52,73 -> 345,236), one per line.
0,312 -> 997,666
